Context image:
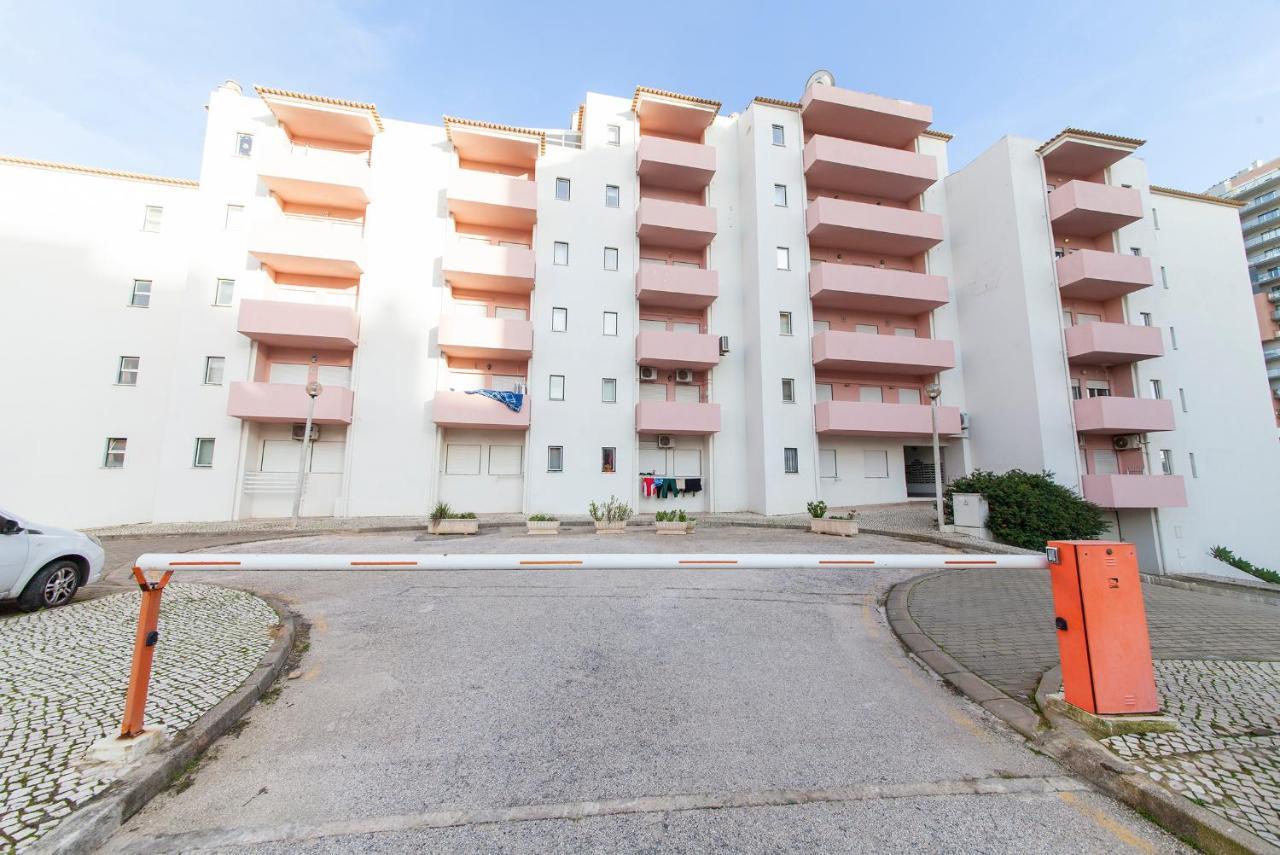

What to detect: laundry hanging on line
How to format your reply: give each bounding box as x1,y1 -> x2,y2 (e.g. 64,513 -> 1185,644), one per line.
464,389 -> 524,413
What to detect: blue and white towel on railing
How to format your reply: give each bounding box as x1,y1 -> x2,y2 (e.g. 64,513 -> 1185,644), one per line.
465,389 -> 525,413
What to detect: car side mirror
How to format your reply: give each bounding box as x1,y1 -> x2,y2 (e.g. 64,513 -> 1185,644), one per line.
0,518 -> 21,535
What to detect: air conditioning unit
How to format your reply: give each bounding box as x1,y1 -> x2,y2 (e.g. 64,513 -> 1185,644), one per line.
1112,434 -> 1142,451
639,366 -> 658,381
675,368 -> 694,383
959,411 -> 970,431
292,423 -> 320,442
718,335 -> 730,355
657,434 -> 674,448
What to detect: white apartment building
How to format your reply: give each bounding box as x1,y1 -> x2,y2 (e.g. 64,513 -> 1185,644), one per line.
3,79 -> 1276,574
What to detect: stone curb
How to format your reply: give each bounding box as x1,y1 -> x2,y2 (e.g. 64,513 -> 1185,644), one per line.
31,593 -> 299,854
1145,573 -> 1280,608
888,571 -> 1280,855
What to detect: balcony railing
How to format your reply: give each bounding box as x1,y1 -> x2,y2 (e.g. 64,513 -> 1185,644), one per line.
1055,249 -> 1154,300
805,197 -> 943,256
635,263 -> 719,309
814,400 -> 961,437
810,330 -> 955,375
1241,189 -> 1279,214
635,400 -> 721,435
447,169 -> 537,230
441,240 -> 535,293
437,314 -> 533,360
636,136 -> 716,191
1048,180 -> 1143,238
1081,474 -> 1187,509
1257,270 -> 1280,286
636,198 -> 717,249
635,330 -> 721,370
799,84 -> 932,148
809,262 -> 948,313
1072,396 -> 1175,434
1064,322 -> 1164,365
432,389 -> 530,431
249,214 -> 365,282
1245,230 -> 1280,249
227,382 -> 354,425
237,299 -> 359,350
802,134 -> 937,200
1243,210 -> 1280,233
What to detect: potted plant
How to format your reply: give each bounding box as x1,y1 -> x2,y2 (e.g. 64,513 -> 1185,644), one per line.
589,496 -> 632,533
654,510 -> 688,535
820,509 -> 859,537
526,513 -> 560,535
681,509 -> 696,533
807,500 -> 829,534
429,502 -> 479,535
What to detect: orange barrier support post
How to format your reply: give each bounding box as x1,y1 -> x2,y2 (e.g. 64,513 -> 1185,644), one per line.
119,567 -> 174,739
1046,541 -> 1158,715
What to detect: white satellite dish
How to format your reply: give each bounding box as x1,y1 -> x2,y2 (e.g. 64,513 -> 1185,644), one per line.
806,69 -> 836,90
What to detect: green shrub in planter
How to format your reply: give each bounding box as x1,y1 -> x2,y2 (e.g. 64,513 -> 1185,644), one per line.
806,500 -> 828,519
527,513 -> 557,522
944,469 -> 1108,550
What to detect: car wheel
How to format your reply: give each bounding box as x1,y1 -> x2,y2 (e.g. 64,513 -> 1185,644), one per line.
17,560 -> 81,611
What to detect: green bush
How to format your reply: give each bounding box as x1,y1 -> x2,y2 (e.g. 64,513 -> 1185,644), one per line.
430,502 -> 475,521
806,500 -> 828,519
944,469 -> 1108,550
527,513 -> 557,522
1210,546 -> 1280,585
588,496 -> 632,522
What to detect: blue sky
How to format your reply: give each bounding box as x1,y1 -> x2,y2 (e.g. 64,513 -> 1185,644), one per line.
2,0 -> 1276,190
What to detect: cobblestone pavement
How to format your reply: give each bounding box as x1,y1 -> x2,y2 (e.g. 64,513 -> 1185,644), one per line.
0,584 -> 278,852
1104,660 -> 1280,846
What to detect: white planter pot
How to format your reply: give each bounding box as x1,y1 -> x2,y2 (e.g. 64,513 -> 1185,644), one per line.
811,518 -> 858,537
431,518 -> 479,535
654,521 -> 688,535
594,520 -> 627,533
526,520 -> 561,535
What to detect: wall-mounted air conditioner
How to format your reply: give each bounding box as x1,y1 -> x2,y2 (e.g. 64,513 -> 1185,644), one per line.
675,369 -> 694,383
639,366 -> 658,381
657,435 -> 674,448
291,423 -> 320,441
1112,434 -> 1142,451
718,335 -> 730,355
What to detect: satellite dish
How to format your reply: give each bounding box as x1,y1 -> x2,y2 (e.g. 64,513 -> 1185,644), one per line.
806,69 -> 836,90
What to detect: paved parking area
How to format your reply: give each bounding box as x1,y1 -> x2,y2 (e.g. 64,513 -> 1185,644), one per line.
99,530 -> 1186,853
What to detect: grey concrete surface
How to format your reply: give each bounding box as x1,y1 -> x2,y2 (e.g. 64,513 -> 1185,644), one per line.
102,531 -> 1188,852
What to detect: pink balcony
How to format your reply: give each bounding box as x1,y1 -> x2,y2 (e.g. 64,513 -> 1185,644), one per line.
259,89 -> 378,151
814,400 -> 960,437
1081,474 -> 1187,509
635,264 -> 718,310
249,214 -> 364,284
447,169 -> 537,230
237,299 -> 359,350
1073,397 -> 1175,435
1040,133 -> 1139,180
1048,180 -> 1143,238
806,197 -> 943,256
432,389 -> 529,431
803,135 -> 937,201
636,330 -> 721,370
812,330 -> 955,376
635,400 -> 721,435
637,136 -> 716,191
636,197 -> 717,250
1056,250 -> 1154,300
800,84 -> 932,148
227,382 -> 354,425
809,262 -> 948,313
1065,322 -> 1163,365
438,315 -> 533,360
442,241 -> 535,294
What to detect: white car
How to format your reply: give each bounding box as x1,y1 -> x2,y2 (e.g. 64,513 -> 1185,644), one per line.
1,507 -> 105,611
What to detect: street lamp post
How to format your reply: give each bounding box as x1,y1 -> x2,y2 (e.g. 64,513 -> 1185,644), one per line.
292,357 -> 322,526
926,382 -> 944,532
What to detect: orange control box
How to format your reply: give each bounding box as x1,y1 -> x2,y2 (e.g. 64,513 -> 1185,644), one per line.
1046,540 -> 1158,715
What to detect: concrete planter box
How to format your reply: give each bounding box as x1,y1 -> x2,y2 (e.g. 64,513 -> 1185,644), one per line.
810,518 -> 859,537
654,521 -> 689,536
430,518 -> 479,535
526,520 -> 561,535
594,520 -> 627,534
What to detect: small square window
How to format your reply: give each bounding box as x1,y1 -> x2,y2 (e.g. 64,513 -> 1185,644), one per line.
1151,207 -> 1160,229
602,378 -> 616,403
603,246 -> 619,271
606,124 -> 621,146
601,447 -> 616,473
1139,312 -> 1153,326
1178,387 -> 1188,412
235,133 -> 253,157
552,307 -> 568,332
605,184 -> 620,208
104,437 -> 127,469
783,447 -> 799,473
1159,449 -> 1174,475
204,356 -> 225,385
774,184 -> 787,207
549,374 -> 565,401
782,378 -> 795,403
779,311 -> 793,335
224,204 -> 244,231
193,438 -> 215,468
771,124 -> 785,146
1160,266 -> 1169,289
1170,326 -> 1178,350
1188,451 -> 1198,478
214,278 -> 235,306
116,356 -> 140,386
129,279 -> 152,307
776,247 -> 790,270
1130,247 -> 1142,256
548,446 -> 564,472
1148,379 -> 1163,400
553,241 -> 569,266
603,311 -> 618,336
864,450 -> 890,478
142,206 -> 163,233
555,177 -> 571,201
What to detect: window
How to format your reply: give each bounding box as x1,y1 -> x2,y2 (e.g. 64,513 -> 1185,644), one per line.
1139,312 -> 1153,326
858,386 -> 883,403
605,185 -> 620,208
489,445 -> 523,475
1178,387 -> 1188,412
1071,381 -> 1082,400
774,184 -> 787,207
214,278 -> 235,306
1160,266 -> 1169,289
555,177 -> 571,201
1170,326 -> 1178,350
129,279 -> 152,307
551,307 -> 568,332
193,438 -> 215,468
224,204 -> 244,231
1159,449 -> 1174,476
1188,452 -> 1198,478
1130,247 -> 1142,256
104,437 -> 127,469
547,446 -> 564,472
779,311 -> 793,335
1086,381 -> 1111,398
1148,379 -> 1163,399
603,246 -> 619,271
819,448 -> 837,479
783,447 -> 799,473
553,241 -> 569,266
603,311 -> 618,336
771,124 -> 785,146
601,447 -> 616,473
116,356 -> 140,386
864,450 -> 890,478
549,374 -> 565,401
445,444 -> 482,475
776,247 -> 790,270
236,133 -> 253,157
204,356 -> 225,385
602,378 -> 616,403
1151,207 -> 1159,229
606,124 -> 620,146
142,206 -> 163,233
781,378 -> 795,403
